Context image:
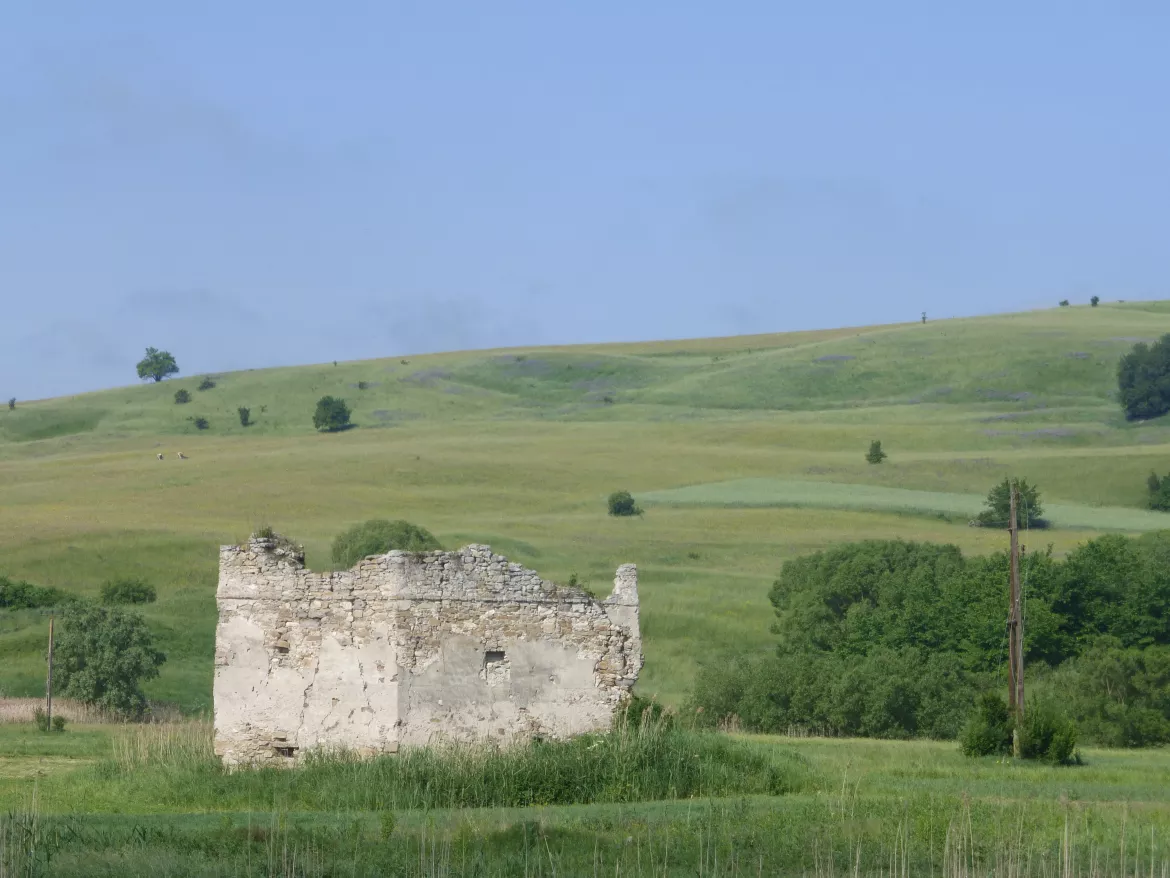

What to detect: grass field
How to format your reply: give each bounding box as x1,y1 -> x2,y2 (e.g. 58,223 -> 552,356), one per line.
4,302 -> 1170,710
1,721 -> 1168,875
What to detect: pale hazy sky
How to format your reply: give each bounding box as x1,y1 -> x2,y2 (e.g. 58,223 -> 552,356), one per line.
3,2 -> 1168,400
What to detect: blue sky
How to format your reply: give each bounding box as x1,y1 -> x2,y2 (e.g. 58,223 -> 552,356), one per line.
3,2 -> 1168,400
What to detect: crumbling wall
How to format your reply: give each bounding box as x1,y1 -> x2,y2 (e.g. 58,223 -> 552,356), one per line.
213,535 -> 642,766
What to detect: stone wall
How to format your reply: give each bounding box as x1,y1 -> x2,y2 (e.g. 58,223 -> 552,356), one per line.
213,534 -> 642,766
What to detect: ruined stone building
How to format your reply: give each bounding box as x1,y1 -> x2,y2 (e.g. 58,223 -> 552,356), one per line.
213,534 -> 642,766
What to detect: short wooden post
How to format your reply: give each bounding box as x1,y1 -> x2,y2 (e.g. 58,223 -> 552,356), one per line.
46,615 -> 54,730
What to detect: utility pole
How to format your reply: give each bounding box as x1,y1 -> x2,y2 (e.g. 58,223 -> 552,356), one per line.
46,615 -> 55,731
1007,483 -> 1024,754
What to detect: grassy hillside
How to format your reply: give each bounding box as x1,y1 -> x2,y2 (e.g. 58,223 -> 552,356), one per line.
3,301 -> 1170,711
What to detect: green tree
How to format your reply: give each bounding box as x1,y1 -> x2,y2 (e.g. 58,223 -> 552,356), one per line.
607,490 -> 642,517
6,397 -> 13,410
331,519 -> 441,567
100,578 -> 157,605
1148,472 -> 1170,511
313,396 -> 352,432
53,604 -> 166,717
1059,299 -> 1070,307
1118,335 -> 1170,421
173,389 -> 190,404
960,691 -> 1014,757
135,347 -> 179,383
865,440 -> 887,464
1090,295 -> 1100,307
976,478 -> 1045,529
238,406 -> 251,427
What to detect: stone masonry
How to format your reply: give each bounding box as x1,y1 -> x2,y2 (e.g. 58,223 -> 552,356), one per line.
213,534 -> 642,766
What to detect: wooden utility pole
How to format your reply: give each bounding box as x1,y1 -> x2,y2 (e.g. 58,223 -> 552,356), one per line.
1007,483 -> 1024,753
46,615 -> 55,731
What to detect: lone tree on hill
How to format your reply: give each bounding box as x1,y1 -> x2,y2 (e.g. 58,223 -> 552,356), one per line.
331,519 -> 442,567
1090,295 -> 1100,307
238,406 -> 251,427
866,440 -> 888,464
313,395 -> 352,432
53,604 -> 166,718
136,347 -> 179,383
1118,335 -> 1170,421
977,477 -> 1045,529
608,490 -> 642,517
7,397 -> 13,410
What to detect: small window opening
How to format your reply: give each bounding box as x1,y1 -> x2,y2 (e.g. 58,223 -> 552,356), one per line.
274,639 -> 290,655
484,649 -> 505,664
274,746 -> 298,758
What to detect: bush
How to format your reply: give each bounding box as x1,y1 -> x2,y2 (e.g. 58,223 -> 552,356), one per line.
331,519 -> 442,568
0,575 -> 71,609
52,715 -> 66,732
192,417 -> 209,430
7,397 -> 14,410
237,406 -> 251,427
173,389 -> 190,404
54,604 -> 167,718
607,491 -> 642,517
1059,299 -> 1070,307
1017,699 -> 1078,764
33,709 -> 66,732
1118,335 -> 1170,421
100,578 -> 157,605
313,396 -> 352,432
1090,295 -> 1100,307
357,381 -> 369,390
865,440 -> 887,464
197,377 -> 216,391
1149,472 -> 1170,511
976,477 -> 1046,529
960,691 -> 1014,757
1051,641 -> 1170,747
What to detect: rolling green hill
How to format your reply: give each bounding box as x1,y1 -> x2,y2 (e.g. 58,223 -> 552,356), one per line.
3,301 -> 1170,710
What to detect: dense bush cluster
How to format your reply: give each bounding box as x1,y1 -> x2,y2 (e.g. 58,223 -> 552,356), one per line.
607,490 -> 642,517
1118,335 -> 1170,421
0,575 -> 72,609
100,578 -> 157,605
331,519 -> 442,568
691,533 -> 1170,745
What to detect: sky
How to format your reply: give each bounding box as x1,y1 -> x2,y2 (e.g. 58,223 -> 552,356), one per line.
3,2 -> 1169,400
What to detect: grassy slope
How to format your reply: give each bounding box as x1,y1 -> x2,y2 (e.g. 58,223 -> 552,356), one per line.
2,302 -> 1170,709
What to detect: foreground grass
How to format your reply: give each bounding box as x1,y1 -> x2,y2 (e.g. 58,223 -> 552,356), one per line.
1,725 -> 1169,876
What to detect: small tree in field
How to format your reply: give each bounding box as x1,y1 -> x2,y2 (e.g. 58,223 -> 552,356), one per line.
238,406 -> 251,427
1090,295 -> 1100,307
6,398 -> 13,410
173,389 -> 190,404
136,347 -> 179,383
1059,300 -> 1070,307
866,440 -> 888,464
54,604 -> 166,718
1118,335 -> 1170,421
313,396 -> 352,432
977,478 -> 1045,528
608,490 -> 642,517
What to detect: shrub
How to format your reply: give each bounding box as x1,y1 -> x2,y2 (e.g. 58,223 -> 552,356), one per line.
1149,472 -> 1170,511
865,440 -> 887,464
313,396 -> 352,432
1051,641 -> 1170,747
7,397 -> 14,410
1118,335 -> 1170,421
53,604 -> 166,718
607,491 -> 642,517
1090,295 -> 1100,307
331,519 -> 442,568
237,406 -> 251,427
192,417 -> 209,430
0,575 -> 71,609
136,347 -> 179,383
52,715 -> 66,732
960,691 -> 1014,757
173,389 -> 190,404
1059,299 -> 1070,307
976,478 -> 1046,529
1017,699 -> 1078,764
33,708 -> 49,733
100,578 -> 157,605
357,381 -> 369,390
197,377 -> 216,391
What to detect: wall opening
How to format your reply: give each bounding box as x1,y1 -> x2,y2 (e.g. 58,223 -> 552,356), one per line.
274,746 -> 298,758
484,649 -> 505,664
482,649 -> 510,686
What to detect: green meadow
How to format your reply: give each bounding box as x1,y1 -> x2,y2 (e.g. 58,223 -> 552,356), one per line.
3,302 -> 1170,710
